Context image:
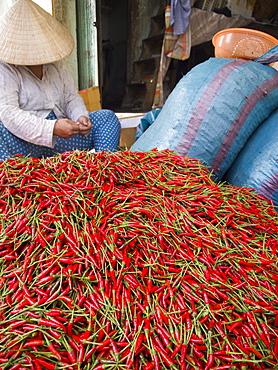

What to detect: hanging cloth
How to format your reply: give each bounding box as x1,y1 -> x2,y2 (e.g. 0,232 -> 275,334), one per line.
164,5 -> 191,61
153,5 -> 191,108
170,0 -> 191,35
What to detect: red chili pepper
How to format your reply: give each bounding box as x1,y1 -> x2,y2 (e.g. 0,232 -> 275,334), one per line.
34,358 -> 55,370
228,320 -> 242,333
39,318 -> 66,332
23,339 -> 43,348
91,365 -> 104,370
144,363 -> 154,370
153,352 -> 161,370
48,329 -> 62,340
170,342 -> 182,359
7,320 -> 27,329
48,342 -> 62,361
134,333 -> 145,354
35,275 -> 55,286
259,321 -> 271,349
77,343 -> 85,364
241,325 -> 258,341
184,312 -> 192,330
246,346 -> 264,359
67,348 -> 77,364
8,364 -> 21,370
204,353 -> 214,370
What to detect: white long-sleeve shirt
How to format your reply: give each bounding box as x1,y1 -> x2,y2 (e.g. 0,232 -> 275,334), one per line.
0,61 -> 89,147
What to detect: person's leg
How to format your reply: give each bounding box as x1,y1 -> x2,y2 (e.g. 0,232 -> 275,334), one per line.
52,134 -> 93,154
0,131 -> 12,161
89,109 -> 121,152
52,110 -> 121,154
0,120 -> 46,160
0,113 -> 93,160
0,109 -> 121,161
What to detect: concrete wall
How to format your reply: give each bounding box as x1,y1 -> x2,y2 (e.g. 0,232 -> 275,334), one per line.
53,0 -> 79,88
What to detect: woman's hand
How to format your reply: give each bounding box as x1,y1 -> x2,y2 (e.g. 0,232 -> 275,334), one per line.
77,116 -> 92,136
54,118 -> 81,138
53,116 -> 92,138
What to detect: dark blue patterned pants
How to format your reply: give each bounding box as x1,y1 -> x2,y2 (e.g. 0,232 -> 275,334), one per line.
0,109 -> 121,161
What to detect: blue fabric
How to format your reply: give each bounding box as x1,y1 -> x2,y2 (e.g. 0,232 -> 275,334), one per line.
135,109 -> 161,141
255,45 -> 278,65
131,58 -> 278,180
0,109 -> 121,161
170,0 -> 191,36
224,107 -> 278,208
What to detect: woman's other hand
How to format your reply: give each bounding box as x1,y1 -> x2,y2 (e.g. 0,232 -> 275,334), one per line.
77,115 -> 92,136
54,118 -> 82,138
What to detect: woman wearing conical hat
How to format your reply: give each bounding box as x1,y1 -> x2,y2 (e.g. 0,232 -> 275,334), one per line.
0,0 -> 120,160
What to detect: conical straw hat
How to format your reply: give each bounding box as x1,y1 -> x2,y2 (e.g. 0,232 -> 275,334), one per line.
0,0 -> 75,65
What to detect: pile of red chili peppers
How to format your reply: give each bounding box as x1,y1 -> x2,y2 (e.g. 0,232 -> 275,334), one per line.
0,149 -> 277,370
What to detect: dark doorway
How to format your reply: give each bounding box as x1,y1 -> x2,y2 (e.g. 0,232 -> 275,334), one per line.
100,0 -> 128,110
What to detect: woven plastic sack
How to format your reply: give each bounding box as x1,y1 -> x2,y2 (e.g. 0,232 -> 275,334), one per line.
135,109 -> 161,141
255,45 -> 278,65
224,107 -> 278,207
131,57 -> 278,179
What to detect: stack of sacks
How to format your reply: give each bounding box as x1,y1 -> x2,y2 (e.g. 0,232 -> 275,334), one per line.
224,107 -> 278,208
131,50 -> 278,180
